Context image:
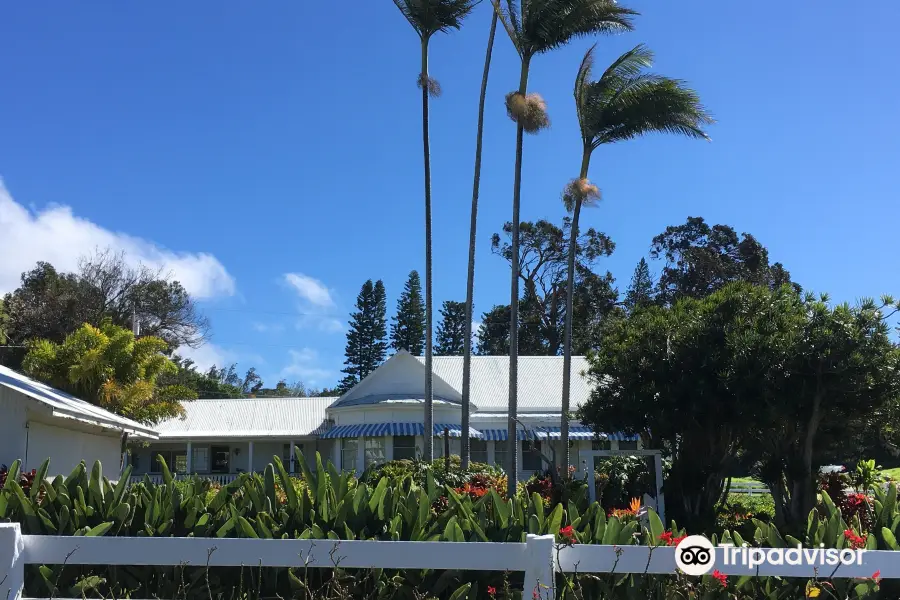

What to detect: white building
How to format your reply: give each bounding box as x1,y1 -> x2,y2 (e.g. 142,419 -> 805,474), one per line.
130,352 -> 639,483
0,365 -> 157,477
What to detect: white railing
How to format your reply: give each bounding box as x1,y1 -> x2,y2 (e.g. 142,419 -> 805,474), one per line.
3,523 -> 899,600
128,472 -> 304,486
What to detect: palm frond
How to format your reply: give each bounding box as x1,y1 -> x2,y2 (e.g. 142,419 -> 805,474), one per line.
519,0 -> 637,57
576,44 -> 714,148
393,0 -> 480,39
493,0 -> 524,56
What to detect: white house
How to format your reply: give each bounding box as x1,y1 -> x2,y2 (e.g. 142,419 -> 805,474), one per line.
130,352 -> 639,483
0,365 -> 158,477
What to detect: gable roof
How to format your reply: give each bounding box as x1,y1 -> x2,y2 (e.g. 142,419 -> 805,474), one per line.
420,356 -> 594,412
155,396 -> 334,439
0,365 -> 158,438
329,351 -> 463,410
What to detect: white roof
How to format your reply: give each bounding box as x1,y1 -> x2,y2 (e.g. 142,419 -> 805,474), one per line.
155,397 -> 334,439
419,356 -> 594,412
0,365 -> 158,438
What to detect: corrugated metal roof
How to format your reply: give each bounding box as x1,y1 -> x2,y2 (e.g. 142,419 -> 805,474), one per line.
418,356 -> 594,412
155,396 -> 334,439
0,365 -> 158,438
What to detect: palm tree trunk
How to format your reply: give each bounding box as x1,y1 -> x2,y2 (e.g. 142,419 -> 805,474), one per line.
462,8 -> 498,471
561,149 -> 591,471
507,55 -> 531,498
421,37 -> 434,462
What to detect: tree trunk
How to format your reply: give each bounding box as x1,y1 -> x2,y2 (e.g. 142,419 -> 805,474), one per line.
507,55 -> 531,498
462,8 -> 497,470
421,38 -> 434,462
560,150 -> 591,471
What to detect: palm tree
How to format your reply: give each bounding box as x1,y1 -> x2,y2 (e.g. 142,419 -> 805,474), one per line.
559,44 -> 714,466
392,0 -> 477,462
492,0 -> 637,498
461,4 -> 499,471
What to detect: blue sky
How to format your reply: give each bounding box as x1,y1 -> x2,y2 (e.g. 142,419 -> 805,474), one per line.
2,1 -> 898,390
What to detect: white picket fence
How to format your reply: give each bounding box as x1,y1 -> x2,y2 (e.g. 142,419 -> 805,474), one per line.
3,523 -> 900,600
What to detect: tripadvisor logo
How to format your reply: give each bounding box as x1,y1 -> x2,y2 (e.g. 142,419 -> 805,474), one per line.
675,535 -> 716,576
674,535 -> 866,576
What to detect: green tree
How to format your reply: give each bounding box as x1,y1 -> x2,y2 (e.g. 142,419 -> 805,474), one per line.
0,298 -> 8,345
742,294 -> 900,528
3,251 -> 209,355
475,304 -> 510,356
21,321 -> 196,424
462,3 -> 500,469
392,0 -> 477,462
491,218 -> 617,355
340,279 -> 388,389
651,216 -> 796,305
391,270 -> 426,355
435,300 -> 469,356
560,44 -> 712,467
624,258 -> 654,311
494,0 -> 637,496
580,282 -> 900,531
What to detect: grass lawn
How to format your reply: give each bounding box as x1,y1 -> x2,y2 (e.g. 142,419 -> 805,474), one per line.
729,476 -> 767,487
882,467 -> 900,481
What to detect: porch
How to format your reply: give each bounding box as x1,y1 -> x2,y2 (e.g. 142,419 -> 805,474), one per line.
128,438 -> 331,483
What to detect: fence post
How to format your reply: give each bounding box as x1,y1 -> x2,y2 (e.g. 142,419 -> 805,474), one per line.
524,534 -> 555,600
0,523 -> 24,600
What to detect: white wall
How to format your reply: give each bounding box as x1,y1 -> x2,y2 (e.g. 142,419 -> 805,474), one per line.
0,387 -> 28,470
332,404 -> 461,426
26,420 -> 122,476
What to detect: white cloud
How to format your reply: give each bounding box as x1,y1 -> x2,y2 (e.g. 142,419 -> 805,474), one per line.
252,322 -> 285,334
176,343 -> 236,373
283,273 -> 334,307
280,348 -> 335,385
296,314 -> 344,334
0,183 -> 236,298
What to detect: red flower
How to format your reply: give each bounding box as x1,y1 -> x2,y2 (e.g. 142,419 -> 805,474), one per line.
559,525 -> 577,544
843,529 -> 866,549
658,531 -> 674,545
672,534 -> 688,547
711,570 -> 727,588
872,570 -> 881,584
487,585 -> 497,597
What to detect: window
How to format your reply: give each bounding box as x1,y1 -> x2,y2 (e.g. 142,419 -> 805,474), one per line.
471,439 -> 488,464
341,438 -> 358,472
129,452 -> 140,470
364,437 -> 386,469
173,451 -> 187,473
522,441 -> 543,472
618,440 -> 638,451
592,440 -> 611,451
192,447 -> 210,473
494,440 -> 508,471
437,438 -> 460,458
393,436 -> 416,461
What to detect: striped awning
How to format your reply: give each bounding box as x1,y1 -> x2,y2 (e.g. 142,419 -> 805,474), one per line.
320,422 -> 481,439
531,427 -> 640,441
478,427 -> 639,442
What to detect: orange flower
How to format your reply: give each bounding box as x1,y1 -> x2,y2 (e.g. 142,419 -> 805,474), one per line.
629,497 -> 641,513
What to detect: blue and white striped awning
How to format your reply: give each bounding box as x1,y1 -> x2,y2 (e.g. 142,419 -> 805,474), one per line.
531,427 -> 640,441
320,422 -> 481,439
478,427 -> 639,441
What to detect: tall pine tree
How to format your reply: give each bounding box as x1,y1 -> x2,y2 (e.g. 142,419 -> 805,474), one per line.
339,279 -> 388,392
435,300 -> 469,356
390,271 -> 425,355
624,258 -> 654,311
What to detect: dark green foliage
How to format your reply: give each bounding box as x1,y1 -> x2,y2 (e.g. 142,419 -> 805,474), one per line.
580,282 -> 900,531
390,270 -> 426,355
434,300 -> 469,356
339,280 -> 388,391
475,304 -> 510,355
2,251 -> 209,355
3,455 -> 895,599
489,218 -> 617,355
650,216 -> 797,305
623,258 -> 653,311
